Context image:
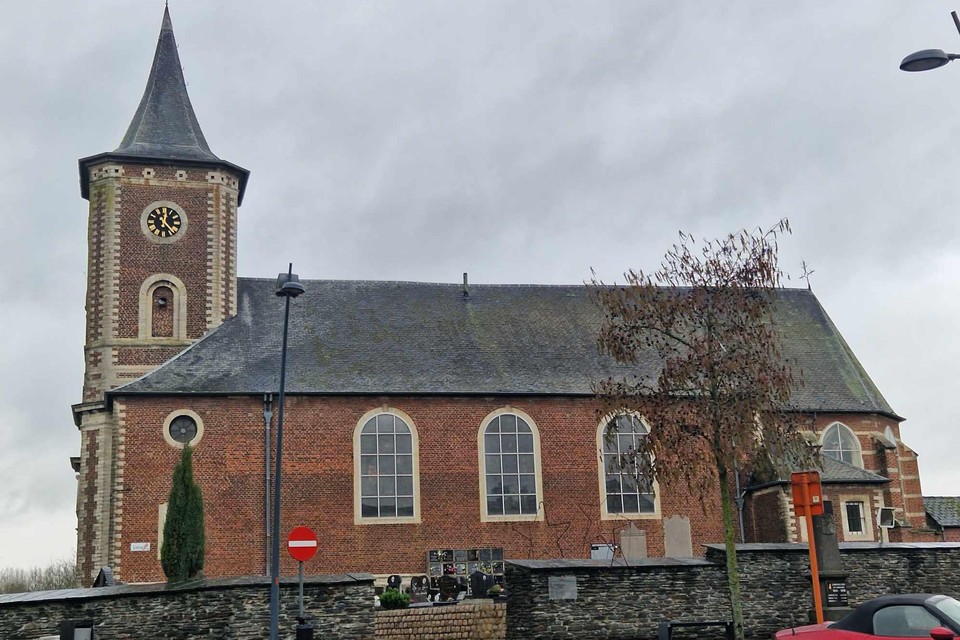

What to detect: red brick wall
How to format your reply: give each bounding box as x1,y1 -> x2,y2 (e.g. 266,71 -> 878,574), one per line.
116,180 -> 210,340
743,488 -> 788,543
812,414 -> 932,541
115,395 -> 727,583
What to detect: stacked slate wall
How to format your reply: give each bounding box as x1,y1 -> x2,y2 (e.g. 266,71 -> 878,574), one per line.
0,573 -> 373,640
506,543 -> 960,640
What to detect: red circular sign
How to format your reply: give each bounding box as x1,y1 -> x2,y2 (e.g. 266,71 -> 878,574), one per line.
287,526 -> 319,562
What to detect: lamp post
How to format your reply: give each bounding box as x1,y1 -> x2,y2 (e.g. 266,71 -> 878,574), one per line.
269,263 -> 306,640
900,11 -> 960,72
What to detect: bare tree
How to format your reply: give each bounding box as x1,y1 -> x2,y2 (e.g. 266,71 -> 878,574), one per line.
592,219 -> 811,640
0,555 -> 79,593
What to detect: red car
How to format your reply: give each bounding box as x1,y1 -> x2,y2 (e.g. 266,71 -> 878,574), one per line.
776,594 -> 960,639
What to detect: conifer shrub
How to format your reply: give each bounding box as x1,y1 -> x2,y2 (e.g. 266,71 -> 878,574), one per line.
160,444 -> 205,582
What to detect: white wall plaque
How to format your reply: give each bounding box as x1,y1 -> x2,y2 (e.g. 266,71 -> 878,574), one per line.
548,575 -> 577,600
130,542 -> 151,552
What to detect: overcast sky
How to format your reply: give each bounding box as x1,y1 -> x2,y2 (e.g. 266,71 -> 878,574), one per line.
2,1 -> 960,570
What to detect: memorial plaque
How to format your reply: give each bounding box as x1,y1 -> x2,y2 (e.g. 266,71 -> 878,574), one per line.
825,581 -> 848,607
548,575 -> 578,600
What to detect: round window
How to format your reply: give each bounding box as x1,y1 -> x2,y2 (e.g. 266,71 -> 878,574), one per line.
169,415 -> 198,444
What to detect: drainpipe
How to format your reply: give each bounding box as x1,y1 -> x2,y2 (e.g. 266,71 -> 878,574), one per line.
263,393 -> 274,575
734,460 -> 745,542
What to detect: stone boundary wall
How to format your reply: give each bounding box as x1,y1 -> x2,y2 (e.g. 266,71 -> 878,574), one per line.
375,600 -> 505,640
505,543 -> 960,640
0,573 -> 374,640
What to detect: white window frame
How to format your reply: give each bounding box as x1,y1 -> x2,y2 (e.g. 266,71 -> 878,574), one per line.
820,422 -> 863,468
839,494 -> 874,541
477,408 -> 544,523
596,414 -> 661,520
353,407 -> 421,525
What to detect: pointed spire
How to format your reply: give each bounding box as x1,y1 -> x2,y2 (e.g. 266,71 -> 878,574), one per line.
114,6 -> 219,162
161,4 -> 173,32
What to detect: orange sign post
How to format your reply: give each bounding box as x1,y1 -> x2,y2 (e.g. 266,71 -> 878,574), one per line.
791,471 -> 824,624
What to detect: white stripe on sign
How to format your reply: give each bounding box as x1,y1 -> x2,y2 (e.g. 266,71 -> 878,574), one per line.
289,540 -> 318,548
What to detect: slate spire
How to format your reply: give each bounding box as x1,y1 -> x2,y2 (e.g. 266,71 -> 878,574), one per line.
114,6 -> 219,162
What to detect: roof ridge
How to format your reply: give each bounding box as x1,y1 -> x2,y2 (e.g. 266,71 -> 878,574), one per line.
233,277 -> 816,291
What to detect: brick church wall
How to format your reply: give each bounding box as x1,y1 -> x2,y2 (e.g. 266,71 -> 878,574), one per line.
114,395 -> 727,583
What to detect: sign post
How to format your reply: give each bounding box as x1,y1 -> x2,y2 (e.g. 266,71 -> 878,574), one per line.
287,526 -> 319,640
791,471 -> 825,624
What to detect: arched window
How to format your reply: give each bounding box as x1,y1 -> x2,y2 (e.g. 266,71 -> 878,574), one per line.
151,285 -> 174,337
139,274 -> 187,339
598,415 -> 658,518
354,409 -> 420,523
821,422 -> 863,468
478,409 -> 543,521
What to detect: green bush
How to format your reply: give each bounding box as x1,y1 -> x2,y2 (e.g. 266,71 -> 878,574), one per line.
379,587 -> 410,609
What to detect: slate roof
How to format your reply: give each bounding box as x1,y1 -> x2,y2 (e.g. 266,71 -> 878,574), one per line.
743,454 -> 889,491
78,7 -> 249,202
924,497 -> 960,527
112,280 -> 898,418
117,7 -> 217,163
818,456 -> 889,484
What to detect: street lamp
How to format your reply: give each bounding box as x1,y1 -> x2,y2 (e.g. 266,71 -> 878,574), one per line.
269,264 -> 305,640
900,12 -> 960,72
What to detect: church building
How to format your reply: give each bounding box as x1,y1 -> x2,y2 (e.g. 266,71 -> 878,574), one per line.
72,8 -> 934,585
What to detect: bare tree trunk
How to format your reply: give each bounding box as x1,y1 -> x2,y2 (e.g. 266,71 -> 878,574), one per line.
718,461 -> 745,640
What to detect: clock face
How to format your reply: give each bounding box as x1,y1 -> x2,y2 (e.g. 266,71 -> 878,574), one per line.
145,206 -> 183,239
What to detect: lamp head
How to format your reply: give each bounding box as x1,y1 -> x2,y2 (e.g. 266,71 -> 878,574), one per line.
276,272 -> 306,298
900,49 -> 954,72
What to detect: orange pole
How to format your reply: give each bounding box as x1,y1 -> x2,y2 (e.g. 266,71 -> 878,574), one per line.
802,479 -> 824,624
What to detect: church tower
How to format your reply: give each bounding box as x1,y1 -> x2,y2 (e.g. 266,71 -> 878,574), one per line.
73,7 -> 248,582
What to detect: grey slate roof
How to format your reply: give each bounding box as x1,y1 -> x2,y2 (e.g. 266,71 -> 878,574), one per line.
924,497 -> 960,527
115,7 -> 218,163
744,454 -> 889,491
78,7 -> 249,202
818,456 -> 889,484
112,280 -> 898,418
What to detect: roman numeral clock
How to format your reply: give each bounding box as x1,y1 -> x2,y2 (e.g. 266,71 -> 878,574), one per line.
145,205 -> 182,238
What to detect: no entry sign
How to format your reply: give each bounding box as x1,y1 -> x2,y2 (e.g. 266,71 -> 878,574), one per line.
287,526 -> 319,562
